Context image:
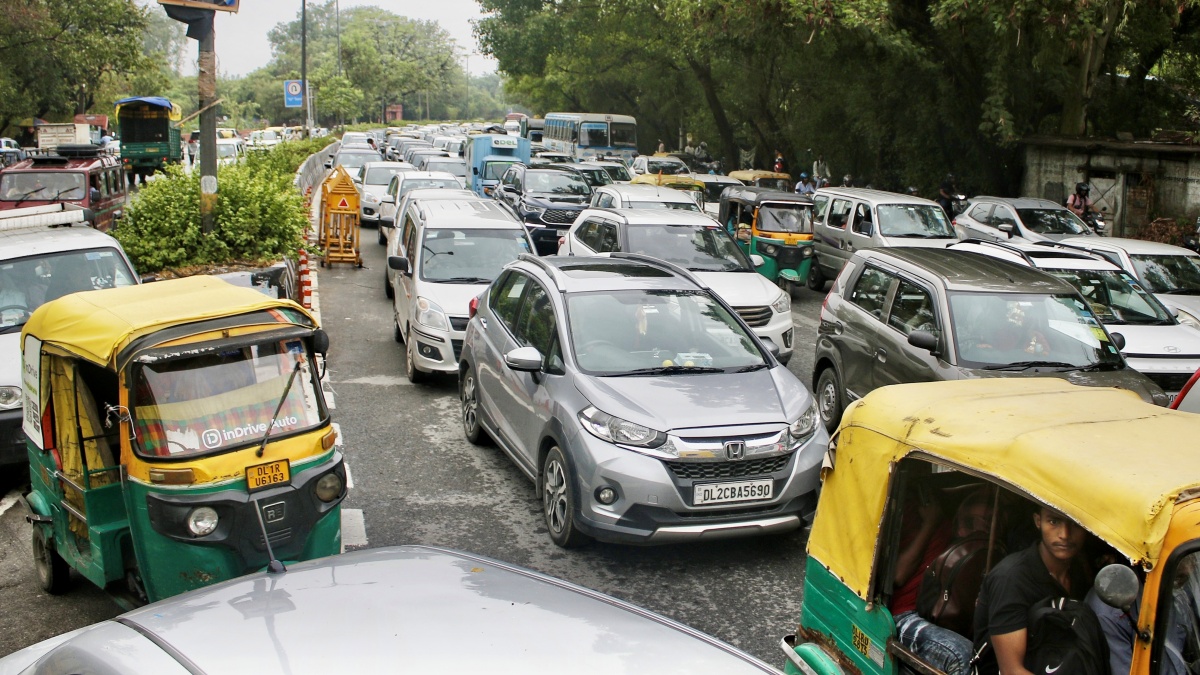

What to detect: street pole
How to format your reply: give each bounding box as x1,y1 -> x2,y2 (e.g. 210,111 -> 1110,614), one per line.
301,0 -> 309,137
198,25 -> 217,235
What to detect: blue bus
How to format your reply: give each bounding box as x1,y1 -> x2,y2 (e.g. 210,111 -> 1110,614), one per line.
543,113 -> 637,164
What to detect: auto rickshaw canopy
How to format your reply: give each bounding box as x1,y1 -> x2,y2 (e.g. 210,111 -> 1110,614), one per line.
809,378 -> 1200,602
22,276 -> 315,369
728,170 -> 791,184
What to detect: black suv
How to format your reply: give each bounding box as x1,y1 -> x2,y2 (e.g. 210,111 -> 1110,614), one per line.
812,247 -> 1168,432
494,164 -> 592,255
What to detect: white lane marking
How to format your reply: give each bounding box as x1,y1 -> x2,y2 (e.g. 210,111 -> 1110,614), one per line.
324,388 -> 336,410
341,508 -> 367,553
332,422 -> 343,447
344,463 -> 354,490
0,491 -> 20,518
339,375 -> 411,386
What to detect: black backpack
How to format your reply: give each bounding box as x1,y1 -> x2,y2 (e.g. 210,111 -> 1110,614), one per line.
1023,597 -> 1109,674
916,532 -> 997,636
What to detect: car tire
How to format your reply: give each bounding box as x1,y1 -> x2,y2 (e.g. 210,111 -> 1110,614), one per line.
816,367 -> 844,434
378,227 -> 387,246
394,320 -> 404,344
542,446 -> 590,549
384,271 -> 394,299
405,329 -> 428,384
807,264 -> 825,292
32,526 -> 69,595
460,366 -> 490,446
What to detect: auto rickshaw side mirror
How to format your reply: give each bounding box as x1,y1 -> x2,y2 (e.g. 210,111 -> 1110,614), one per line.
908,329 -> 940,354
1095,564 -> 1139,612
312,329 -> 330,356
1110,331 -> 1126,350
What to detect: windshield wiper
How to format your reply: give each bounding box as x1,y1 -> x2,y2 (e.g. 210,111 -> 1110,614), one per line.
255,359 -> 303,458
11,187 -> 46,207
731,363 -> 769,373
983,360 -> 1079,371
437,276 -> 491,284
1075,361 -> 1121,372
605,365 -> 725,377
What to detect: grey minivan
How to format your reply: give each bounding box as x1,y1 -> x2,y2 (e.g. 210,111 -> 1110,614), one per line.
460,254 -> 826,547
808,188 -> 959,291
812,247 -> 1169,432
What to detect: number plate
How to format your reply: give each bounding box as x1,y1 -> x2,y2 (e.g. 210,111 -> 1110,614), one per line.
246,460 -> 290,493
693,479 -> 773,506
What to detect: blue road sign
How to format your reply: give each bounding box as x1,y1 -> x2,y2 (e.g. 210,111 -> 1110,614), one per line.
285,80 -> 304,108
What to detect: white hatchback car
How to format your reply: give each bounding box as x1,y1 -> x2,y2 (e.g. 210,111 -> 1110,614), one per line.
559,208 -> 795,363
951,238 -> 1200,396
590,184 -> 704,214
1060,236 -> 1200,328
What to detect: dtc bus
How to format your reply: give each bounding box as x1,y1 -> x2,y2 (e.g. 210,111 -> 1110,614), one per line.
543,113 -> 637,164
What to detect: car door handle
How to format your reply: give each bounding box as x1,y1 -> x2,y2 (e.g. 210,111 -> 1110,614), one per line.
875,347 -> 887,363
480,317 -> 488,329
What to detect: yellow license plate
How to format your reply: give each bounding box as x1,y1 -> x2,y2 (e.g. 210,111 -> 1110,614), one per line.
246,460 -> 290,492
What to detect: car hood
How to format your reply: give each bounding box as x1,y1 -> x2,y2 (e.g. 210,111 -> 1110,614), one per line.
1155,293 -> 1200,322
964,366 -> 1168,406
692,271 -> 780,308
360,183 -> 389,200
0,332 -> 18,388
420,282 -> 489,317
1110,322 -> 1200,358
16,546 -> 773,675
578,367 -> 807,433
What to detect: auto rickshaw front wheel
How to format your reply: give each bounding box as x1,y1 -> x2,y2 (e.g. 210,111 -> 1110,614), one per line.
32,526 -> 69,595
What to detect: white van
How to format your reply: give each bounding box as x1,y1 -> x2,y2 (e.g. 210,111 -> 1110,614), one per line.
387,199 -> 534,383
808,188 -> 960,290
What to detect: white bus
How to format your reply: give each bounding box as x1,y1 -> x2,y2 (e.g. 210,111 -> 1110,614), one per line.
543,113 -> 637,164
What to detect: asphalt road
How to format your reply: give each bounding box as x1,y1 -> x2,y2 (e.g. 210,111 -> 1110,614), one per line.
0,228 -> 827,663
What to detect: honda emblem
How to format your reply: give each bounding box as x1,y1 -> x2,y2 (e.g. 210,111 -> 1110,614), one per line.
724,441 -> 746,460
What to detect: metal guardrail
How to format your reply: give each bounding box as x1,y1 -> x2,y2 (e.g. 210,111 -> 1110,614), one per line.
294,139 -> 340,197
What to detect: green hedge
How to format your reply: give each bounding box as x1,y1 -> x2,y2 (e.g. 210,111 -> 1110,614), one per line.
115,137 -> 334,273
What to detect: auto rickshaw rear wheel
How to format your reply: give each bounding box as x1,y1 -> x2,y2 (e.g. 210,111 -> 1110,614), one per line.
32,526 -> 69,595
806,264 -> 825,292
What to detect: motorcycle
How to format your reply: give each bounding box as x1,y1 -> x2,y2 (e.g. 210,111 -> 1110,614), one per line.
1082,209 -> 1106,235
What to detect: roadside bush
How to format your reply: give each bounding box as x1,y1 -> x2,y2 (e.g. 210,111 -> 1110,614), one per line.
115,140 -> 321,273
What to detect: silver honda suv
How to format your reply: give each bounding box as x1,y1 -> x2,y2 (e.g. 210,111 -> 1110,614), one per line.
458,253 -> 826,547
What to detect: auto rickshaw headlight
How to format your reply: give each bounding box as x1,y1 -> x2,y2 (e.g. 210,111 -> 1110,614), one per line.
315,472 -> 344,502
789,402 -> 818,444
770,290 -> 790,315
801,246 -> 813,258
187,507 -> 219,537
0,386 -> 21,410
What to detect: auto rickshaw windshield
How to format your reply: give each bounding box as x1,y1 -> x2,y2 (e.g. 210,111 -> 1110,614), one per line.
757,203 -> 813,234
132,338 -> 324,459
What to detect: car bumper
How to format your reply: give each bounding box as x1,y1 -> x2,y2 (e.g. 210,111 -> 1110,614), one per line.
360,206 -> 380,223
565,424 -> 827,545
752,312 -> 794,364
409,325 -> 465,374
1124,356 -> 1200,398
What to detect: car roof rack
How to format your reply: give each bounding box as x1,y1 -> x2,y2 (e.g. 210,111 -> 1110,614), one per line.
1031,239 -> 1106,260
607,252 -> 709,290
954,238 -> 1034,265
517,253 -> 565,286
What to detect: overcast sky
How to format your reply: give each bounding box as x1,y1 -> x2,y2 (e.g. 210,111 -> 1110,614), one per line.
148,1 -> 497,77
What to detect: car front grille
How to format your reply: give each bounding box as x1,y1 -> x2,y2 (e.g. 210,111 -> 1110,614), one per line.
734,305 -> 773,328
449,316 -> 469,332
665,454 -> 791,480
1145,371 -> 1192,393
542,209 -> 579,224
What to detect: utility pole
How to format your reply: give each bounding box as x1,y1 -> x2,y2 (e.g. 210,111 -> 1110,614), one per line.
198,26 -> 217,235
301,0 -> 309,137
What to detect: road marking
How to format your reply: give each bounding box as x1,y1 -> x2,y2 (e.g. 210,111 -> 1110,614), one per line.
340,375 -> 411,386
0,491 -> 19,518
345,463 -> 354,489
341,508 -> 367,552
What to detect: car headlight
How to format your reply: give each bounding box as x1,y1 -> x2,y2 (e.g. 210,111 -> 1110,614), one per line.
578,406 -> 665,448
187,506 -> 219,537
789,401 -> 818,444
0,386 -> 21,410
1176,308 -> 1200,328
771,290 -> 791,314
362,192 -> 379,205
415,296 -> 450,331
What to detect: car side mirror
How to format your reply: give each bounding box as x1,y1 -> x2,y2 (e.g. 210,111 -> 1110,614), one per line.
998,223 -> 1014,237
472,167 -> 479,175
139,274 -> 159,284
1110,331 -> 1126,350
1095,564 -> 1139,612
749,254 -> 765,268
381,195 -> 394,204
387,256 -> 411,275
89,187 -> 101,203
312,328 -> 330,356
760,337 -> 781,360
324,161 -> 332,169
504,346 -> 543,372
908,329 -> 939,354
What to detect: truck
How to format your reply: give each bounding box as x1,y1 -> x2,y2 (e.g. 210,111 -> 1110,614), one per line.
114,96 -> 183,183
35,124 -> 98,151
463,134 -> 531,198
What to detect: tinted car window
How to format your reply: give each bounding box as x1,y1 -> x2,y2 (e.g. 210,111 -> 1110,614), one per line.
514,282 -> 556,356
812,194 -> 830,221
849,267 -> 893,319
967,204 -> 991,223
1016,208 -> 1090,235
577,221 -> 602,251
1130,254 -> 1200,294
490,271 -> 529,328
887,280 -> 936,335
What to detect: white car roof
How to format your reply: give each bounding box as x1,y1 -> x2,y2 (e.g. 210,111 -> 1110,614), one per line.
580,208 -> 717,228
0,224 -> 127,261
1062,236 -> 1199,257
416,200 -> 522,229
950,240 -> 1121,271
815,187 -> 940,207
398,171 -> 459,183
600,184 -> 696,203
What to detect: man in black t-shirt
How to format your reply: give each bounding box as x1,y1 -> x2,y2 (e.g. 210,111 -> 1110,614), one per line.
972,506 -> 1090,675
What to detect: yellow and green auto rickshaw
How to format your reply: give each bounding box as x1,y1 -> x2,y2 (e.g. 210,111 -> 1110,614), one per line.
22,276 -> 345,605
719,186 -> 814,292
729,169 -> 792,192
629,172 -> 708,210
784,378 -> 1200,675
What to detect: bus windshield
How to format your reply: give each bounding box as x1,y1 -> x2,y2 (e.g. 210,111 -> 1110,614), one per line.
611,123 -> 637,147
579,123 -> 609,148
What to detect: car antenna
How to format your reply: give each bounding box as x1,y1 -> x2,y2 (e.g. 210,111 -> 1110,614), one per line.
252,496 -> 286,574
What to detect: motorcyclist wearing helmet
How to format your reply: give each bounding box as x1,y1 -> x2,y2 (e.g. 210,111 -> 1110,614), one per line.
1067,182 -> 1095,218
794,172 -> 816,195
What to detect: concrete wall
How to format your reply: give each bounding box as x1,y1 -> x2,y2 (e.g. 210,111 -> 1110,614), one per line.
1022,144 -> 1200,236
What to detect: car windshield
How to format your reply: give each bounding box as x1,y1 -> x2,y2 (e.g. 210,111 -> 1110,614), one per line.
949,292 -> 1123,369
877,204 -> 956,238
1130,254 -> 1200,295
1016,208 -> 1090,235
526,171 -> 591,196
425,160 -> 467,178
628,200 -> 700,212
611,123 -> 637,148
1043,267 -> 1174,325
0,172 -> 86,201
483,161 -> 515,181
217,144 -> 240,158
568,289 -> 765,375
579,123 -> 609,148
420,228 -> 531,283
337,152 -> 380,169
755,178 -> 791,191
757,203 -> 813,234
575,167 -> 613,187
646,159 -> 688,175
0,248 -> 137,332
398,178 -> 460,198
132,338 -> 325,459
599,164 -> 632,182
626,223 -> 752,272
365,166 -> 410,185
